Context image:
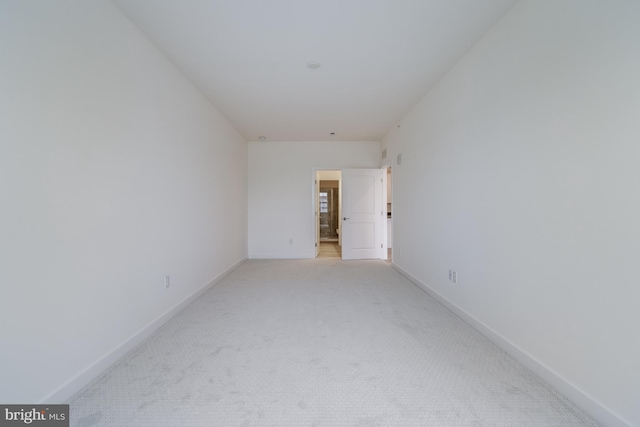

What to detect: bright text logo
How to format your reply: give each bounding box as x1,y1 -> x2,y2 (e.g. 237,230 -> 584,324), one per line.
0,405 -> 68,426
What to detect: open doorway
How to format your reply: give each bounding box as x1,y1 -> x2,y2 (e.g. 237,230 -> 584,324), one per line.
315,170 -> 342,258
319,182 -> 339,242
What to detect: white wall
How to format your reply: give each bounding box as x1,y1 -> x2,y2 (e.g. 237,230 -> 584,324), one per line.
0,0 -> 247,403
248,141 -> 380,258
383,1 -> 640,425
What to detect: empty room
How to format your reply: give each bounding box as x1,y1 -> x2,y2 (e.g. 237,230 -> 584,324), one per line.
1,0 -> 638,426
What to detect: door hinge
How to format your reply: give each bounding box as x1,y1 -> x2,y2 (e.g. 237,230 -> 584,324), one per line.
315,243 -> 318,247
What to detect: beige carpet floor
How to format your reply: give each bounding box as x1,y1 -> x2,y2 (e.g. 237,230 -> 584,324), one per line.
67,259 -> 598,426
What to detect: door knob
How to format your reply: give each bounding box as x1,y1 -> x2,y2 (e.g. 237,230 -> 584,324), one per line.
343,217 -> 350,220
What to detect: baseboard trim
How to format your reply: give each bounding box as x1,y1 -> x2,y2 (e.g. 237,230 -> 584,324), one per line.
391,262 -> 632,427
41,257 -> 247,404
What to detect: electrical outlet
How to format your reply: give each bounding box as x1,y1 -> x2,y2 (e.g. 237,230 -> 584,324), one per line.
164,275 -> 170,290
448,269 -> 458,284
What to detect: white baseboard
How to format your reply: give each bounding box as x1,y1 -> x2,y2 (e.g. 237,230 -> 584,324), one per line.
41,258 -> 247,404
391,263 -> 632,427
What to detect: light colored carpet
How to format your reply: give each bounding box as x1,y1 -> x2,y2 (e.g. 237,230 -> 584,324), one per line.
68,259 -> 598,426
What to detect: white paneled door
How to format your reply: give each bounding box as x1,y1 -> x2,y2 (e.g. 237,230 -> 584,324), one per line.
341,168 -> 386,260
315,172 -> 321,258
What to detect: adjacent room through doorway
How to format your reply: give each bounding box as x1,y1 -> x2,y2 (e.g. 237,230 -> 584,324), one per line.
319,181 -> 339,242
315,170 -> 342,258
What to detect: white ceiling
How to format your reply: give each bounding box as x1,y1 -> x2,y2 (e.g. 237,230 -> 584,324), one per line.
112,0 -> 517,142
